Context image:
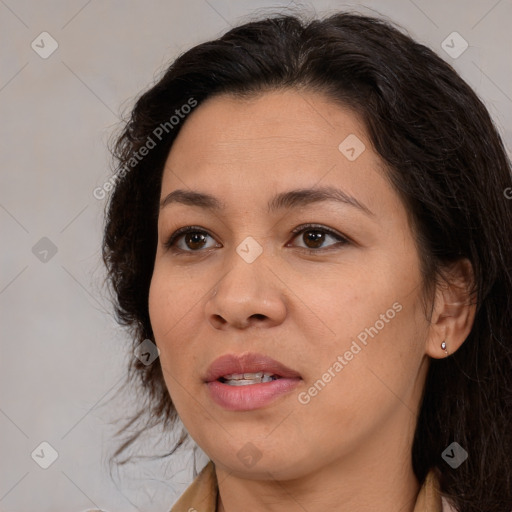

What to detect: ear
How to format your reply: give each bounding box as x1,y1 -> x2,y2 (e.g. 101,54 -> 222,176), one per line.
425,258 -> 477,359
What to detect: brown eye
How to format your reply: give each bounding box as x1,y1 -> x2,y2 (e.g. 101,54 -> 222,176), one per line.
302,230 -> 325,249
184,232 -> 208,250
289,224 -> 349,252
164,226 -> 220,252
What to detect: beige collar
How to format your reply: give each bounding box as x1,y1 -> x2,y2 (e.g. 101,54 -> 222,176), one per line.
169,460 -> 443,512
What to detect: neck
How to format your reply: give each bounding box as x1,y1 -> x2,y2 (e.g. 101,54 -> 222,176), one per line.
215,437 -> 421,512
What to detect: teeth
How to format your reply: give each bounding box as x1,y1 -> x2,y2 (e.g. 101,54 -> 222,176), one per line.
222,372 -> 272,380
220,372 -> 280,386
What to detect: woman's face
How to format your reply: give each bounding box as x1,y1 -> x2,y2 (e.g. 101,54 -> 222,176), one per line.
149,89 -> 433,480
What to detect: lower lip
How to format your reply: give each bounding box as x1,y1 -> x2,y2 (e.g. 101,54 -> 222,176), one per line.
206,378 -> 301,411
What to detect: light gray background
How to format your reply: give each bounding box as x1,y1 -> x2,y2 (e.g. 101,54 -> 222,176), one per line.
1,1 -> 511,511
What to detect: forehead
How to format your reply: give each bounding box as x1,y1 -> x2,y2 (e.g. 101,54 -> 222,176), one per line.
160,89 -> 398,220
166,89 -> 363,163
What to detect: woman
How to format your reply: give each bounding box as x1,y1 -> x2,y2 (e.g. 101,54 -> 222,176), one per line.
102,10 -> 512,512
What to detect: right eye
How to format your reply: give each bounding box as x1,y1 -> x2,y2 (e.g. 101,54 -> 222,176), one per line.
163,226 -> 221,253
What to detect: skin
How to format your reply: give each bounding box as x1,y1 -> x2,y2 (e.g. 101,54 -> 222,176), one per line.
148,89 -> 475,512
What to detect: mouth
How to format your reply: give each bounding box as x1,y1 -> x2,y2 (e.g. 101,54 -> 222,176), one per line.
204,352 -> 302,383
217,372 -> 282,386
204,352 -> 302,411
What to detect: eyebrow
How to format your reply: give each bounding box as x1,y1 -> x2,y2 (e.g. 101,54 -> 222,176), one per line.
159,186 -> 374,216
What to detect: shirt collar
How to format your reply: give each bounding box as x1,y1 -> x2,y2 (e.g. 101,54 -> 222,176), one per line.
169,460 -> 443,512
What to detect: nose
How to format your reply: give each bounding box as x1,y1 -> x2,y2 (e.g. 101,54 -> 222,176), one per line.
205,249 -> 287,330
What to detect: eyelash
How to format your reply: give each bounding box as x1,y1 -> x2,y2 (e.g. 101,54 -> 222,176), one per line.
163,223 -> 350,255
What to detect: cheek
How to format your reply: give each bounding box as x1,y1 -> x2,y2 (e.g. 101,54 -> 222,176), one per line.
148,267 -> 190,369
148,263 -> 205,338
295,255 -> 427,403
148,272 -> 195,415
290,261 -> 410,347
148,265 -> 211,390
148,270 -> 172,341
293,302 -> 426,457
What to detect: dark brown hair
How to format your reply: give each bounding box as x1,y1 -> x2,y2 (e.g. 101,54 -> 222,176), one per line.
102,10 -> 512,511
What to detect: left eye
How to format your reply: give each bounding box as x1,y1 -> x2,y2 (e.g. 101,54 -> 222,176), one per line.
288,224 -> 349,251
163,224 -> 349,253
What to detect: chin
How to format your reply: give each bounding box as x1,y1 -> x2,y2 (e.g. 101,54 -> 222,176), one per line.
210,447 -> 314,481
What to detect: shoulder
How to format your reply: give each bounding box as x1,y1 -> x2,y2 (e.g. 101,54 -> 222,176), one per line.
169,460 -> 218,512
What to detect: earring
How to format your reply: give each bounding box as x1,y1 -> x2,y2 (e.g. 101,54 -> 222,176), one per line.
441,340 -> 448,355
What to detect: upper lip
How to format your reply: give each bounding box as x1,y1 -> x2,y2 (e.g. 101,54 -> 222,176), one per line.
204,352 -> 302,382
